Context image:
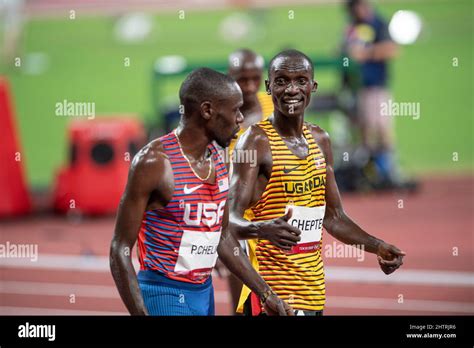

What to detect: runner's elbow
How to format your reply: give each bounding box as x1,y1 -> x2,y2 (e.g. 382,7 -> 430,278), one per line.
323,209 -> 346,232
109,237 -> 131,262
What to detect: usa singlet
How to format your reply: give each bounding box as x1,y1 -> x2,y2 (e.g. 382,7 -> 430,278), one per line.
237,119 -> 327,313
137,131 -> 229,284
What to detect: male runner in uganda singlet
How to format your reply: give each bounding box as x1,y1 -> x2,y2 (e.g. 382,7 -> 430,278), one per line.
237,118 -> 328,314
229,50 -> 406,316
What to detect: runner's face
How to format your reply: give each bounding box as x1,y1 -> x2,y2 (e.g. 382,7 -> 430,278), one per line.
266,57 -> 316,118
211,85 -> 244,148
230,67 -> 263,104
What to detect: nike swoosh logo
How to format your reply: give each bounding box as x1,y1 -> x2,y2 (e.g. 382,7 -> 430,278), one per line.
283,164 -> 303,174
183,184 -> 203,194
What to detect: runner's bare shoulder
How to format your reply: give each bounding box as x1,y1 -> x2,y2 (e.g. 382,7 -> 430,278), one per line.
305,122 -> 331,157
129,139 -> 173,191
234,124 -> 270,161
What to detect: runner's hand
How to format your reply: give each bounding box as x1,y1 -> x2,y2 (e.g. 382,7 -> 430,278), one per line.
258,208 -> 301,250
377,242 -> 406,275
262,293 -> 294,316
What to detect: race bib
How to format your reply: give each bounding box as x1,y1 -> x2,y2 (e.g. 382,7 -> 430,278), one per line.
285,205 -> 326,254
174,230 -> 221,280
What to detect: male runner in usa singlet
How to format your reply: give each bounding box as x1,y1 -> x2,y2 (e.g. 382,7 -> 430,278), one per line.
229,50 -> 406,316
110,68 -> 296,316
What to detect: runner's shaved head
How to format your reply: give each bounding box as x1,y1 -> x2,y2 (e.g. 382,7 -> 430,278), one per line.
179,67 -> 239,113
228,48 -> 264,74
268,49 -> 314,78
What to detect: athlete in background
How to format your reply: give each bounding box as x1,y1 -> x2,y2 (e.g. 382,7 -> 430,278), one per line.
227,48 -> 273,133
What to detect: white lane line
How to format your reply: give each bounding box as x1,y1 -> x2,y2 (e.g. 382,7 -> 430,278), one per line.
0,306 -> 127,315
0,254 -> 126,272
0,281 -> 120,298
326,296 -> 474,314
1,253 -> 472,287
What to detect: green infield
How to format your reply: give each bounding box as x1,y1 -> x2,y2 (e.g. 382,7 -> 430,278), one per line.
1,0 -> 472,187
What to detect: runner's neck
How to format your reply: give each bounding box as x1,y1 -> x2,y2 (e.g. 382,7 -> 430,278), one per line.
271,112 -> 305,138
175,125 -> 211,162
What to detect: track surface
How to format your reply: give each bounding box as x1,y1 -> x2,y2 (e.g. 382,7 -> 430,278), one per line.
1,176 -> 473,315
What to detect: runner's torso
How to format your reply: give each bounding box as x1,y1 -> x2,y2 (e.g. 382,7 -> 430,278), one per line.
240,118 -> 327,311
138,131 -> 229,284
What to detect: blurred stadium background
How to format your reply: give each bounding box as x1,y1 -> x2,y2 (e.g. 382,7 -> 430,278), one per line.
0,0 -> 472,315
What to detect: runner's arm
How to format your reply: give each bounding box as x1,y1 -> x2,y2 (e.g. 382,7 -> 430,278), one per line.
110,143 -> 171,315
218,203 -> 293,316
229,127 -> 301,250
311,126 -> 405,274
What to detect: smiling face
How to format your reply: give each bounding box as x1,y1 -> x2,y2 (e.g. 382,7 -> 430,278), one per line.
265,55 -> 317,118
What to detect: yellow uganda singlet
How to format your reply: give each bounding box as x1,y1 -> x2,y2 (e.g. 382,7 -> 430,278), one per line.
237,118 -> 327,312
256,91 -> 274,122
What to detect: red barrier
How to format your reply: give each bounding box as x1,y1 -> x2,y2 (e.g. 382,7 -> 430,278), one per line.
0,77 -> 32,217
53,117 -> 146,215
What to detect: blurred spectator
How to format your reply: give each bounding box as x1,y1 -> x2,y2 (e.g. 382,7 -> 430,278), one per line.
343,0 -> 415,189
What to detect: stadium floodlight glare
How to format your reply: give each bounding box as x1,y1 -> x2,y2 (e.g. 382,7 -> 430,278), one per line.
389,10 -> 422,45
114,13 -> 154,43
154,56 -> 187,75
219,13 -> 255,42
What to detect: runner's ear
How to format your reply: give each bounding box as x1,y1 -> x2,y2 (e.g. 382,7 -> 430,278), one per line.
312,80 -> 318,93
265,80 -> 271,95
200,101 -> 213,120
